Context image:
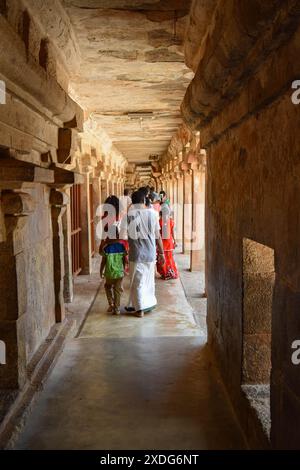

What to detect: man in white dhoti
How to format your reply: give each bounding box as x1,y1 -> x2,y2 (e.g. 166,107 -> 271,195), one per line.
120,190 -> 165,317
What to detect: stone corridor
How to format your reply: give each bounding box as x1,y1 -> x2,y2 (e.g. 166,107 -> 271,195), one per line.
13,255 -> 245,450
1,0 -> 300,451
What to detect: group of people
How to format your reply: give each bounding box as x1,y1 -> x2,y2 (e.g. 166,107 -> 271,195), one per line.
99,186 -> 179,318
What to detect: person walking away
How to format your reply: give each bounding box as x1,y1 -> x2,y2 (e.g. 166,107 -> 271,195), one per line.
120,188 -> 132,216
157,207 -> 178,280
120,190 -> 165,318
150,191 -> 161,215
100,226 -> 127,315
99,195 -> 120,254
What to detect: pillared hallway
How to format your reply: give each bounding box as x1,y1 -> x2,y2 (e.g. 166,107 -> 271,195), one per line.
1,0 -> 300,450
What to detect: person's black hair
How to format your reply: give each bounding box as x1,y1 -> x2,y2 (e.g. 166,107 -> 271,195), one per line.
139,186 -> 148,196
145,197 -> 151,207
159,190 -> 166,198
132,190 -> 146,205
124,188 -> 130,196
150,186 -> 155,192
104,195 -> 120,218
101,195 -> 120,233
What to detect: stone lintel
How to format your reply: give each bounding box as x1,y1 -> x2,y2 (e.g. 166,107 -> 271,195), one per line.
0,159 -> 54,185
49,164 -> 84,187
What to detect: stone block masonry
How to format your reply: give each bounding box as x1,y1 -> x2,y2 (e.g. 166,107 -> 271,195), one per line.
183,0 -> 300,449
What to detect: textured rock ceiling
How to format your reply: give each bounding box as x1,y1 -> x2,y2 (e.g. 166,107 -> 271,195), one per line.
62,0 -> 193,164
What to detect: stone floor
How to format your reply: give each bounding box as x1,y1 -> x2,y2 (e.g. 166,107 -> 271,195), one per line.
13,254 -> 246,450
176,252 -> 207,336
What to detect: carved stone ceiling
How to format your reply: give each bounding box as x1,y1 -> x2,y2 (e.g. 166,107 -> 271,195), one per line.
62,0 -> 193,164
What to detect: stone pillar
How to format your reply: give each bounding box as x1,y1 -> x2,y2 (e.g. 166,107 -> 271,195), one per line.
62,188 -> 73,304
108,179 -> 113,196
176,174 -> 184,249
169,177 -> 174,206
182,169 -> 192,254
50,189 -> 68,322
101,178 -> 108,202
190,166 -> 206,272
0,191 -> 35,389
95,176 -> 102,211
80,173 -> 92,275
173,177 -> 178,212
166,178 -> 170,198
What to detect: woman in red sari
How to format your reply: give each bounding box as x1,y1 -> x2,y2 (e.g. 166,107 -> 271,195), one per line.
157,207 -> 178,280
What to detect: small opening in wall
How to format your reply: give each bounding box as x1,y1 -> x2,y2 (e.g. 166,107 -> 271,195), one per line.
0,146 -> 10,159
242,238 -> 275,438
39,38 -> 49,71
19,10 -> 30,55
0,0 -> 7,17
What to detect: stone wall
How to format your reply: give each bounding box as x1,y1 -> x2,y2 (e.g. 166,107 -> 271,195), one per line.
0,0 -> 82,391
183,0 -> 300,449
19,184 -> 55,365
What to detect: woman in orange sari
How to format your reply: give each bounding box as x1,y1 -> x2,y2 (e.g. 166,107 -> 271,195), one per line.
157,207 -> 178,280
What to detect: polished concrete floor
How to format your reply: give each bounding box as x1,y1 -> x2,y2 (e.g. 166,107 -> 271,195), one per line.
14,255 -> 246,450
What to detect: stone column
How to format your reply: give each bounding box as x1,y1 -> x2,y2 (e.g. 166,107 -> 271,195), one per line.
169,177 -> 174,206
101,178 -> 108,202
50,189 -> 68,322
190,165 -> 206,272
80,173 -> 92,275
108,179 -> 113,196
62,188 -> 73,304
173,176 -> 178,212
0,191 -> 34,389
166,177 -> 170,198
176,174 -> 184,250
182,168 -> 192,254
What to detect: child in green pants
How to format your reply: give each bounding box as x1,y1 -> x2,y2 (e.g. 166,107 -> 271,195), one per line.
100,237 -> 127,315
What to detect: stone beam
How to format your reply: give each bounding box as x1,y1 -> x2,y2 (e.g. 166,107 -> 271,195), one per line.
49,164 -> 84,187
184,0 -> 218,72
0,16 -> 83,130
182,0 -> 300,130
20,0 -> 80,74
0,158 -> 54,188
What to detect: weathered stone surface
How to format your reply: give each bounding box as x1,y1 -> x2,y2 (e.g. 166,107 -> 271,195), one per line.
1,191 -> 35,216
182,0 -> 300,130
184,0 -> 218,72
182,0 -> 300,449
60,0 -> 192,165
0,14 -> 83,130
0,159 -> 54,187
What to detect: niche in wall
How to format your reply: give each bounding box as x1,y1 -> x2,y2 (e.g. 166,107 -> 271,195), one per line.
39,38 -> 49,71
242,238 -> 275,437
0,0 -> 7,17
242,238 -> 275,385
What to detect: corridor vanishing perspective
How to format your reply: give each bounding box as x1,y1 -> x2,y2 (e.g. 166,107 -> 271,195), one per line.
0,0 -> 300,452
